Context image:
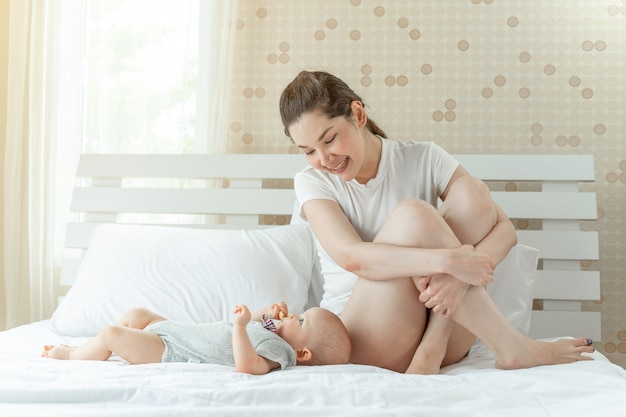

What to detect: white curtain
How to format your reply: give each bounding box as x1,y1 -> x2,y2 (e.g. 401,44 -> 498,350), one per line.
2,0 -> 76,330
1,0 -> 237,330
201,0 -> 238,154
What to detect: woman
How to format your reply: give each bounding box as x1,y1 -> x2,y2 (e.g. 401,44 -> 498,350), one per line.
279,70 -> 594,374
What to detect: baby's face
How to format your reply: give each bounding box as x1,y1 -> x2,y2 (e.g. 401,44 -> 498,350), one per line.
275,308 -> 325,348
275,311 -> 307,348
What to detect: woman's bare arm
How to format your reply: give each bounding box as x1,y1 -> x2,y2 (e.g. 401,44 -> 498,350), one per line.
474,203 -> 517,263
302,199 -> 495,286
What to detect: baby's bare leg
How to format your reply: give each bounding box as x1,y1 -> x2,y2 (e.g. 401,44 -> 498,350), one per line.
42,344 -> 74,359
42,308 -> 167,363
116,307 -> 167,329
42,325 -> 165,363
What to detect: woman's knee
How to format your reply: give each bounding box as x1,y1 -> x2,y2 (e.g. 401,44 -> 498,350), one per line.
440,177 -> 497,243
389,199 -> 441,229
446,177 -> 493,212
376,199 -> 459,248
376,199 -> 446,245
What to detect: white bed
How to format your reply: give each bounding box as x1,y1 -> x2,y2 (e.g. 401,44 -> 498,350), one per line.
1,152 -> 625,417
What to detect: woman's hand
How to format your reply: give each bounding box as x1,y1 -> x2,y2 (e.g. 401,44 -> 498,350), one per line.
233,305 -> 252,325
446,245 -> 495,286
417,275 -> 469,317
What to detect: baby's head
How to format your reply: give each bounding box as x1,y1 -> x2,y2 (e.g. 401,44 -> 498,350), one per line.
276,307 -> 351,366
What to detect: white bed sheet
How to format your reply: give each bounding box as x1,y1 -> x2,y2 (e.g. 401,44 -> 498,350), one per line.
2,320 -> 626,417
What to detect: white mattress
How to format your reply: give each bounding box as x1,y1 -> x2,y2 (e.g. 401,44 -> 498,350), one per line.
2,320 -> 626,417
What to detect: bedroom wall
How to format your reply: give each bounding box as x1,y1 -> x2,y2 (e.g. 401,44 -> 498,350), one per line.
225,1 -> 626,367
0,0 -> 9,331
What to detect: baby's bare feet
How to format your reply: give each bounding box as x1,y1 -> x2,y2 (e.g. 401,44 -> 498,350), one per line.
496,337 -> 594,370
41,344 -> 75,360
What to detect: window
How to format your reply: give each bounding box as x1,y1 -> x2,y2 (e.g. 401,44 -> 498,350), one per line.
81,0 -> 214,154
74,0 -> 231,224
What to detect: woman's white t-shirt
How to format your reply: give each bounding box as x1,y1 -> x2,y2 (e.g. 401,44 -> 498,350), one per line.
294,140 -> 459,315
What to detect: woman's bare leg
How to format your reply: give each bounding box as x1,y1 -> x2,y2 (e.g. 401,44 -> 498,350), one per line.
438,176 -> 498,247
407,185 -> 595,370
434,176 -> 499,368
385,178 -> 501,374
452,285 -> 594,368
341,277 -> 426,373
343,184 -> 594,372
342,199 -> 465,373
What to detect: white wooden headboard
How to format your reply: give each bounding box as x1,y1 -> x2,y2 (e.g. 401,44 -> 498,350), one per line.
62,153 -> 601,341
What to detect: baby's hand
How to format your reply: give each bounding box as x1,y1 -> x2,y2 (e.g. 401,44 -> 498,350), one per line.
233,305 -> 252,325
268,302 -> 288,320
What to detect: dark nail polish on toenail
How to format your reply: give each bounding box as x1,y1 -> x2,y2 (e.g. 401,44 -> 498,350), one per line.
586,338 -> 593,346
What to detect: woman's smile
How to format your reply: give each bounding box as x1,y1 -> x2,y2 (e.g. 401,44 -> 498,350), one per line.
330,158 -> 348,173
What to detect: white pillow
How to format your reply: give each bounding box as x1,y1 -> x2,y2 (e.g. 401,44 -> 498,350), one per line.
51,223 -> 317,337
470,244 -> 539,357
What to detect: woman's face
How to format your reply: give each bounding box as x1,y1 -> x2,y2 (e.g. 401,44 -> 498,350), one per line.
288,108 -> 366,183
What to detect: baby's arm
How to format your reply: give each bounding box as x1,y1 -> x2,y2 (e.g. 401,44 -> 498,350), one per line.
232,305 -> 280,375
250,302 -> 288,322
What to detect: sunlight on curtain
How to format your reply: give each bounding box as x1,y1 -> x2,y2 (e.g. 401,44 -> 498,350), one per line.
3,0 -> 74,330
2,0 -> 237,330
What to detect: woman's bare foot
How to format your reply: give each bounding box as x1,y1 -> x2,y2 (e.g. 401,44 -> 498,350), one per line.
41,344 -> 76,360
495,337 -> 594,370
405,345 -> 446,374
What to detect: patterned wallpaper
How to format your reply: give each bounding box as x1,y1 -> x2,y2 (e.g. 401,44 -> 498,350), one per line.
226,0 -> 626,367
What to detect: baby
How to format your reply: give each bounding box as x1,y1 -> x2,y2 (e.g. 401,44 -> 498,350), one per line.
42,302 -> 351,375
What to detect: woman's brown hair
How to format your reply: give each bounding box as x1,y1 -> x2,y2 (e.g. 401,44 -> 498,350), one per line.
279,71 -> 387,139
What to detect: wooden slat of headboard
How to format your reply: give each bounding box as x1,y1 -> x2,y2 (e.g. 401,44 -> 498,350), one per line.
516,230 -> 599,260
77,154 -> 307,179
71,188 -> 296,215
70,188 -> 597,221
530,311 -> 601,340
492,192 -> 596,220
455,154 -> 595,182
533,270 -> 600,300
75,153 -> 595,182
